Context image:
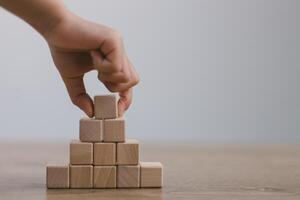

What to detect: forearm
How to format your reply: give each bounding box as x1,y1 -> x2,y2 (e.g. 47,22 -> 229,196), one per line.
0,0 -> 68,37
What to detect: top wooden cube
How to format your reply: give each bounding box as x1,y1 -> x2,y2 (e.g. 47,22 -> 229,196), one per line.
94,95 -> 118,119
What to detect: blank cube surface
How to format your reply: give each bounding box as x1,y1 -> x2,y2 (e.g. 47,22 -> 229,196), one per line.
117,139 -> 139,165
70,140 -> 93,165
104,118 -> 125,142
94,166 -> 116,188
140,162 -> 163,188
94,143 -> 116,165
117,165 -> 140,188
80,118 -> 102,142
70,165 -> 93,188
46,163 -> 69,188
94,95 -> 118,119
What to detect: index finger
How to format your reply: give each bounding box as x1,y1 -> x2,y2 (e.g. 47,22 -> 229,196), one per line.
118,88 -> 133,117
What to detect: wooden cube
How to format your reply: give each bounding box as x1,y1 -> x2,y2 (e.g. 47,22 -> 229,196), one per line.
94,143 -> 116,165
94,95 -> 118,119
117,165 -> 140,188
70,165 -> 93,188
46,163 -> 69,189
103,118 -> 125,142
70,140 -> 93,165
140,162 -> 163,188
94,166 -> 116,188
117,139 -> 139,165
79,118 -> 102,142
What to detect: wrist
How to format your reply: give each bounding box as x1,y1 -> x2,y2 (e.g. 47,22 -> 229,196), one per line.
37,5 -> 71,40
0,0 -> 71,40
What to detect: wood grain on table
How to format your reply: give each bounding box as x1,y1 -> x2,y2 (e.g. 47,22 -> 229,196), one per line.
0,141 -> 300,200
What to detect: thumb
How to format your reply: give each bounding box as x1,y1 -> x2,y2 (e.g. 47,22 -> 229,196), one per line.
62,75 -> 94,118
118,88 -> 133,117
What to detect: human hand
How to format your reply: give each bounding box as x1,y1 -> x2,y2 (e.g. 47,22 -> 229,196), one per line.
45,12 -> 139,117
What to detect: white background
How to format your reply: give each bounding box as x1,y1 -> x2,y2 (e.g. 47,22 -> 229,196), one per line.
0,0 -> 299,143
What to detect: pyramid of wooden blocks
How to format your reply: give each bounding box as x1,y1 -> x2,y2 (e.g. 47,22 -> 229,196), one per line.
46,94 -> 163,189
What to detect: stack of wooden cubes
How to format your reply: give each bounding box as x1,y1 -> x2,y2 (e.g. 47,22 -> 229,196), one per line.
46,94 -> 163,189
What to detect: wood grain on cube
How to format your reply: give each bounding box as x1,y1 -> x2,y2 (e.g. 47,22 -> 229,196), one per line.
46,163 -> 69,189
140,162 -> 163,188
117,165 -> 140,188
94,95 -> 118,119
94,166 -> 116,188
103,118 -> 125,142
70,165 -> 93,188
70,140 -> 93,165
79,118 -> 102,142
117,139 -> 139,165
94,143 -> 116,165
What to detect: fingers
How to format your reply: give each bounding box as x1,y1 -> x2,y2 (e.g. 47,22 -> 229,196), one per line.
93,53 -> 139,91
103,81 -> 137,93
90,31 -> 139,116
98,30 -> 124,65
98,72 -> 129,83
91,50 -> 120,73
62,75 -> 94,117
118,88 -> 133,117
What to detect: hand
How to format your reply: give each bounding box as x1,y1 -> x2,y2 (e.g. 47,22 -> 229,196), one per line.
45,12 -> 139,117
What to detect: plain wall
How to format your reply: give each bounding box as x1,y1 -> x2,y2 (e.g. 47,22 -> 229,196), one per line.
0,0 -> 299,143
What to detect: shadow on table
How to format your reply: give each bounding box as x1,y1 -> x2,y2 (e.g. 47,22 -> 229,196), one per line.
46,188 -> 163,200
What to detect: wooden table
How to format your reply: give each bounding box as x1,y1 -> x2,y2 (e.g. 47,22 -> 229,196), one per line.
0,141 -> 300,200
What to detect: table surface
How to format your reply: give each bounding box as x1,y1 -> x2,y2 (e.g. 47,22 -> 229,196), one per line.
0,141 -> 300,200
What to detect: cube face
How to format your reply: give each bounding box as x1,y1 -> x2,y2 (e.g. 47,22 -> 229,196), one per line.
117,139 -> 139,165
46,164 -> 69,189
104,118 -> 125,142
70,165 -> 93,188
94,166 -> 116,188
94,95 -> 118,119
70,140 -> 93,165
117,165 -> 140,188
94,143 -> 116,165
79,118 -> 102,142
140,162 -> 163,188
